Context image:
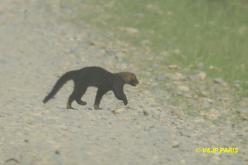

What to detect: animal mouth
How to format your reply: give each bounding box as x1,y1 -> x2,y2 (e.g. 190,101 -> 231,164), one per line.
131,81 -> 139,86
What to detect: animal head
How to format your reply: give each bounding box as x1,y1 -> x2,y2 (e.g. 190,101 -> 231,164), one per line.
118,72 -> 139,86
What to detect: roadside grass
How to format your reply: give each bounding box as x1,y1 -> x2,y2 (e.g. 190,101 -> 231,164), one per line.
61,0 -> 248,93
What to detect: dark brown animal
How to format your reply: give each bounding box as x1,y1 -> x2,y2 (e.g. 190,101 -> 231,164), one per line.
43,66 -> 139,110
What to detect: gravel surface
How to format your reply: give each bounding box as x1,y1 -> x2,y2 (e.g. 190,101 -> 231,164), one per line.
0,1 -> 247,165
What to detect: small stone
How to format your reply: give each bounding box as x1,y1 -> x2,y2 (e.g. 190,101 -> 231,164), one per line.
55,150 -> 60,155
214,78 -> 226,86
198,90 -> 208,97
168,64 -> 179,70
202,98 -> 214,109
172,72 -> 186,81
209,65 -> 215,70
236,108 -> 248,120
170,110 -> 184,119
176,91 -> 183,96
5,158 -> 20,164
205,98 -> 214,104
143,110 -> 149,116
178,85 -> 190,92
172,141 -> 180,148
196,72 -> 207,80
201,108 -> 220,120
173,49 -> 181,54
119,27 -> 139,35
112,108 -> 125,114
89,41 -> 95,46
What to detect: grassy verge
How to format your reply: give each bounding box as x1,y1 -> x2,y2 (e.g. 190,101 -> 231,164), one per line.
61,0 -> 248,92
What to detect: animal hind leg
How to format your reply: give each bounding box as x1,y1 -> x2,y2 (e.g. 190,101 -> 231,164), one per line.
75,86 -> 87,105
67,91 -> 77,109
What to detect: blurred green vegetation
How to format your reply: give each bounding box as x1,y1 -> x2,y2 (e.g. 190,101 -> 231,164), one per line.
61,0 -> 248,92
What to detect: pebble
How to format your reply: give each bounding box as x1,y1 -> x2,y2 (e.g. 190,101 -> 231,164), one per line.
172,141 -> 180,148
172,72 -> 186,81
178,85 -> 190,92
168,64 -> 179,70
196,72 -> 207,80
5,158 -> 20,164
119,27 -> 139,35
143,110 -> 149,116
202,98 -> 214,109
201,109 -> 220,120
197,90 -> 208,97
236,108 -> 248,120
214,78 -> 226,86
112,108 -> 125,114
55,150 -> 60,155
209,65 -> 215,70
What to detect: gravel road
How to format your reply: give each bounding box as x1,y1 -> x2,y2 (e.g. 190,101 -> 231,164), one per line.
0,1 -> 247,165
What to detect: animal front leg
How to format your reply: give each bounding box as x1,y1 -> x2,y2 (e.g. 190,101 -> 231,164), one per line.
113,84 -> 128,105
94,89 -> 107,110
114,91 -> 128,105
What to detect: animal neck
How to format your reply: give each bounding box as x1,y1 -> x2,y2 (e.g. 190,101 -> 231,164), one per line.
114,72 -> 127,84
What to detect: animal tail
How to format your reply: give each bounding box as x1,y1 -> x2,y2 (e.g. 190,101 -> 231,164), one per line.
43,71 -> 75,103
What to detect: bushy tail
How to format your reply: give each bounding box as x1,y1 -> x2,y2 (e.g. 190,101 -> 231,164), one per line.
43,71 -> 75,103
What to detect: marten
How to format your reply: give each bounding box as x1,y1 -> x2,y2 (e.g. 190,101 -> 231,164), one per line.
43,66 -> 139,110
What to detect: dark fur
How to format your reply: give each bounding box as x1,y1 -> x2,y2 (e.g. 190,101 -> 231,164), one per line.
43,66 -> 139,110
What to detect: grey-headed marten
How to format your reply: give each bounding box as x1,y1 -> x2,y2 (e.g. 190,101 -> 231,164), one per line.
43,66 -> 139,110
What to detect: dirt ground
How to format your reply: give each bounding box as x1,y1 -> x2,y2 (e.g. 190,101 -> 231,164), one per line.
0,1 -> 247,165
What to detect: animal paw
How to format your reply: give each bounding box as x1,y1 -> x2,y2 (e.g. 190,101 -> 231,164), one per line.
94,105 -> 102,110
67,104 -> 78,110
78,100 -> 87,105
